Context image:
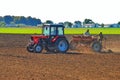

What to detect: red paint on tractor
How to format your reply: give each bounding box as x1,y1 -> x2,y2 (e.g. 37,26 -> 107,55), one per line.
51,36 -> 65,43
32,35 -> 48,44
51,36 -> 59,42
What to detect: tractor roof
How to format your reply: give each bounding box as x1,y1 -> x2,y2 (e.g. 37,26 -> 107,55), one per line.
44,24 -> 64,27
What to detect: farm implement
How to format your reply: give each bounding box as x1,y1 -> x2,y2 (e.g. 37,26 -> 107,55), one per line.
69,34 -> 103,52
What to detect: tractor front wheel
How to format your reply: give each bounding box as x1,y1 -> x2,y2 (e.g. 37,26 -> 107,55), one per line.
55,39 -> 69,53
27,44 -> 34,52
34,44 -> 43,53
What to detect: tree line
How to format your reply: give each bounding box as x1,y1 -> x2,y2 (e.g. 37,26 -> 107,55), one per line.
46,19 -> 120,28
0,15 -> 120,28
0,15 -> 42,27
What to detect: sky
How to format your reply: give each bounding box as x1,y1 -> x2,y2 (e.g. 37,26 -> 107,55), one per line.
0,0 -> 120,24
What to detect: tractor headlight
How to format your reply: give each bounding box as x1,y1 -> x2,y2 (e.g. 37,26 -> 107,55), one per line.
29,37 -> 34,45
29,38 -> 33,42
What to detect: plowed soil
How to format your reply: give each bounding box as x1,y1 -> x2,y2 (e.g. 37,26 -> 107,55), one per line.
0,34 -> 120,80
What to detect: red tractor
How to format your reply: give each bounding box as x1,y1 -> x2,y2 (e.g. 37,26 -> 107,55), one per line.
27,24 -> 69,53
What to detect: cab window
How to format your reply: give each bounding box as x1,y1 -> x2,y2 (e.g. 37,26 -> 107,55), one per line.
58,27 -> 63,35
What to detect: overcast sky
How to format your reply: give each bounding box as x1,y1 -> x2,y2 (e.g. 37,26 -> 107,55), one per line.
0,0 -> 119,24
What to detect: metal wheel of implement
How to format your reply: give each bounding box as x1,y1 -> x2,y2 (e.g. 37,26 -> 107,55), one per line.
91,41 -> 102,52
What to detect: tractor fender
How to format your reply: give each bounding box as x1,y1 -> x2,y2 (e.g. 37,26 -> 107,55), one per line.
51,36 -> 66,43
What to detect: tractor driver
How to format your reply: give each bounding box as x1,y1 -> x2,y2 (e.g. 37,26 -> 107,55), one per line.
98,32 -> 104,43
84,29 -> 91,36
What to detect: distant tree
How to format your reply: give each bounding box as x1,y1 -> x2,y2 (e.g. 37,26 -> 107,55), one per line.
83,19 -> 94,24
0,16 -> 42,27
118,21 -> 120,25
45,20 -> 53,24
35,19 -> 42,26
0,16 -> 4,21
110,24 -> 119,28
73,21 -> 82,28
101,23 -> 104,27
64,21 -> 73,28
36,19 -> 42,24
13,16 -> 21,24
58,22 -> 64,25
118,22 -> 120,27
94,23 -> 100,28
26,16 -> 32,25
0,21 -> 5,27
19,16 -> 27,24
4,15 -> 13,24
32,18 -> 41,26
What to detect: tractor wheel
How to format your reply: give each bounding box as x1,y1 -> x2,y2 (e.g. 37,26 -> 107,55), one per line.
91,41 -> 102,52
27,45 -> 34,52
34,44 -> 43,53
55,39 -> 69,53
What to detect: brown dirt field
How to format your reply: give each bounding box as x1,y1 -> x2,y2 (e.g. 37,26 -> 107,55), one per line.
0,34 -> 120,80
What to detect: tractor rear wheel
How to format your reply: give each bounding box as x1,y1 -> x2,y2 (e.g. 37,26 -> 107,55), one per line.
55,39 -> 69,53
34,44 -> 43,53
91,41 -> 102,52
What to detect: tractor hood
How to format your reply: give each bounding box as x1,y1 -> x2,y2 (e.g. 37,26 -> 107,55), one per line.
31,35 -> 49,39
30,35 -> 49,44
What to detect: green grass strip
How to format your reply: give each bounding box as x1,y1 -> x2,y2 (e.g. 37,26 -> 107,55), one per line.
0,28 -> 42,34
0,27 -> 120,34
65,28 -> 120,34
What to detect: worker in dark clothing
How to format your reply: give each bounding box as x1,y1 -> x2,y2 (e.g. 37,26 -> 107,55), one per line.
98,32 -> 103,43
84,29 -> 91,36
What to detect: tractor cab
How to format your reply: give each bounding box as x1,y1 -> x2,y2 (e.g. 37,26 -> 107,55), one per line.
43,24 -> 64,36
